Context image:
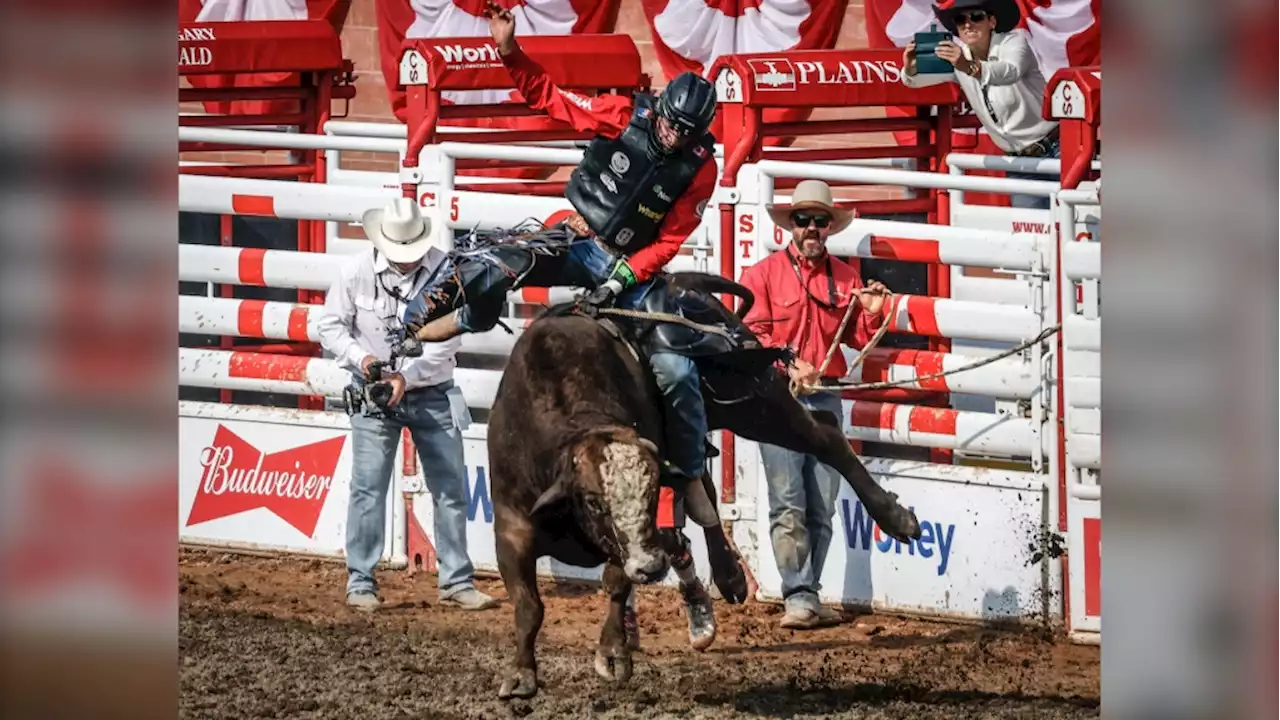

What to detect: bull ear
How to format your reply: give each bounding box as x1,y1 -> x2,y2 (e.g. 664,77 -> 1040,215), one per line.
531,477 -> 571,517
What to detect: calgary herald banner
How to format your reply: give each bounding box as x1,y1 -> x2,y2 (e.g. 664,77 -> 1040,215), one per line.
178,0 -> 352,116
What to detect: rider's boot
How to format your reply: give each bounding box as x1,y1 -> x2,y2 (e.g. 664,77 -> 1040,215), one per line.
671,545 -> 717,652
401,245 -> 534,336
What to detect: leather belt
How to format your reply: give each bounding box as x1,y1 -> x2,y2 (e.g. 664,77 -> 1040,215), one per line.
592,235 -> 624,258
1011,127 -> 1060,158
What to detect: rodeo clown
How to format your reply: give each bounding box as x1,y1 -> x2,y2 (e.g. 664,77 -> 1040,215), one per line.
402,1 -> 725,651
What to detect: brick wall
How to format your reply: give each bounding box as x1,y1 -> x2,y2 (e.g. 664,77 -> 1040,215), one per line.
182,1 -> 907,199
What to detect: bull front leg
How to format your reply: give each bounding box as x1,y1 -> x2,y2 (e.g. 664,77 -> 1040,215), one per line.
715,379 -> 922,543
494,507 -> 543,699
595,561 -> 634,685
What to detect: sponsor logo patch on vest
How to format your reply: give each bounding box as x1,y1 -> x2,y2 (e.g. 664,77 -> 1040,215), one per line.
695,199 -> 708,218
610,151 -> 631,175
600,172 -> 618,194
615,228 -> 635,247
693,145 -> 709,159
652,184 -> 672,202
637,204 -> 666,222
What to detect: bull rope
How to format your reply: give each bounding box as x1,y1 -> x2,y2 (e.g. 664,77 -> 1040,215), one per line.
799,323 -> 1062,395
790,288 -> 892,397
593,307 -> 737,341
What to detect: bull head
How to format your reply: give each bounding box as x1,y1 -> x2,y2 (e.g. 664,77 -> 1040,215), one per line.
533,428 -> 669,584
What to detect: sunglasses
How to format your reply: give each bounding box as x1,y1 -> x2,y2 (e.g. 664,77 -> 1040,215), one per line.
792,213 -> 831,229
955,10 -> 989,25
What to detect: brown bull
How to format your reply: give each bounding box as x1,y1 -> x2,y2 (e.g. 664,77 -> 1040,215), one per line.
487,272 -> 920,700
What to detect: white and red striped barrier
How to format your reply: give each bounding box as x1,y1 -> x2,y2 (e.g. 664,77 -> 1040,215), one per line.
884,294 -> 1042,344
179,295 -> 527,357
763,217 -> 1046,272
842,400 -> 1038,458
843,347 -> 1037,399
179,348 -> 502,409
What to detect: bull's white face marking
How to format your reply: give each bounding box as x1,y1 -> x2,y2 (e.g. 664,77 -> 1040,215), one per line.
598,442 -> 662,579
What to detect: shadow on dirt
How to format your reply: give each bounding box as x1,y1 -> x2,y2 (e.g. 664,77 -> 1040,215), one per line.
694,681 -> 1100,716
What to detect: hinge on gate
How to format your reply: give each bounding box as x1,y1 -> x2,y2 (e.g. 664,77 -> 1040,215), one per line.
991,267 -> 1050,280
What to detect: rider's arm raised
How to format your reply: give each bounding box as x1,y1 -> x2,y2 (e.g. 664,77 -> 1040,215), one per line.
500,46 -> 633,138
623,160 -> 718,283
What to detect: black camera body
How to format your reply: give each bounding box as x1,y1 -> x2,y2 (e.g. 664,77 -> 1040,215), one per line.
342,328 -> 424,419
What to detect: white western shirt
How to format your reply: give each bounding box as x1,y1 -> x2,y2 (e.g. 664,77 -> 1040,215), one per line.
902,29 -> 1059,154
316,246 -> 461,390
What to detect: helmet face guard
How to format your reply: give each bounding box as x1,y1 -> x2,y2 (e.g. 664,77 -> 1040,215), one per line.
650,72 -> 716,155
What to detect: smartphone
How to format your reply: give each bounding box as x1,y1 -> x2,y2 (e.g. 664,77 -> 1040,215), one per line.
913,30 -> 956,75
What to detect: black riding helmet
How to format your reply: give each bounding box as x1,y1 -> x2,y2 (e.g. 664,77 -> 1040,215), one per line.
650,71 -> 716,156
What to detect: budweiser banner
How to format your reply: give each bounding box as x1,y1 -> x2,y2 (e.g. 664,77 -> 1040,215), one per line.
178,0 -> 352,116
642,0 -> 850,145
179,415 -> 390,558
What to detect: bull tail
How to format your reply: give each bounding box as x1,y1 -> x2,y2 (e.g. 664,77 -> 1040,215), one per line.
667,272 -> 756,320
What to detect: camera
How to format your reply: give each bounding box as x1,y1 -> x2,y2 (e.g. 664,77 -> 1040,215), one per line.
342,327 -> 424,418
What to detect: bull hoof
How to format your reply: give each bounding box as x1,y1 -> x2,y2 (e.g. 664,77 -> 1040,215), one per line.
707,542 -> 749,605
498,668 -> 539,699
594,646 -> 633,685
880,494 -> 923,543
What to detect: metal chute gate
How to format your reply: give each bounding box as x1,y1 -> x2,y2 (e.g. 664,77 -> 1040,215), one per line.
177,21 -> 1102,644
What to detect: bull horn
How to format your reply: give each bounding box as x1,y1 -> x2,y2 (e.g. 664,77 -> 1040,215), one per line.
637,438 -> 659,455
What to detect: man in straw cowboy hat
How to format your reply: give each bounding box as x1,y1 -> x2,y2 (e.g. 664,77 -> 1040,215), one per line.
902,0 -> 1058,209
738,180 -> 891,629
317,198 -> 496,613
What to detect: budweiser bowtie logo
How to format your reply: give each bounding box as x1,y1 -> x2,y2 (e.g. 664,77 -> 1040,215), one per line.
185,425 -> 346,538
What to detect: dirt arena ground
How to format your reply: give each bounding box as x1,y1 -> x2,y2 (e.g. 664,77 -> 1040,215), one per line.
179,548 -> 1099,719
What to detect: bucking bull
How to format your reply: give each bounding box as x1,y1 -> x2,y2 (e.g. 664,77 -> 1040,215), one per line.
468,270 -> 923,699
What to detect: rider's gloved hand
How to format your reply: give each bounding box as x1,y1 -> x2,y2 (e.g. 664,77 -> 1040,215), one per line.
583,279 -> 624,307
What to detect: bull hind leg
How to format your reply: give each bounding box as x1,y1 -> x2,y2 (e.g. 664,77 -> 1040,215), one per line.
595,562 -> 635,685
718,381 -> 922,543
494,508 -> 543,699
658,529 -> 718,652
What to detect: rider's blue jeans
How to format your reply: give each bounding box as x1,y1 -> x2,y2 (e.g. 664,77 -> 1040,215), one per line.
459,238 -> 709,479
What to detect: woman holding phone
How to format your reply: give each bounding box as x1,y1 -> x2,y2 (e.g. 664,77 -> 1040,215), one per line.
902,0 -> 1059,209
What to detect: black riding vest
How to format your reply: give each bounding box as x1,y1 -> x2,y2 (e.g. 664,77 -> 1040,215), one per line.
565,94 -> 716,255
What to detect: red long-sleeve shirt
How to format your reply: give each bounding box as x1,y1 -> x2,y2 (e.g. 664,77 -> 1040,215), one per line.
501,46 -> 718,283
738,246 -> 886,379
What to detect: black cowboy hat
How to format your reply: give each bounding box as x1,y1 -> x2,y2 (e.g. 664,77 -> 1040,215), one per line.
933,0 -> 1021,35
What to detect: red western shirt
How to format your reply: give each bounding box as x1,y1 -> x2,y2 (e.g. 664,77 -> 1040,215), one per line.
502,47 -> 718,283
738,246 -> 886,379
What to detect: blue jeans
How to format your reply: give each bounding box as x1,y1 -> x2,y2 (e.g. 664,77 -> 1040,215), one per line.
346,380 -> 476,598
1007,133 -> 1062,210
759,390 -> 845,611
568,240 -> 709,479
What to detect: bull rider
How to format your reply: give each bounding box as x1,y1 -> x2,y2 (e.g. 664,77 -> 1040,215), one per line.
403,1 -> 724,650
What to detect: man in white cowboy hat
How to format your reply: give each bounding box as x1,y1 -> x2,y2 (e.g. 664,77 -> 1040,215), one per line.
317,197 -> 496,613
902,0 -> 1058,209
738,180 -> 891,629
